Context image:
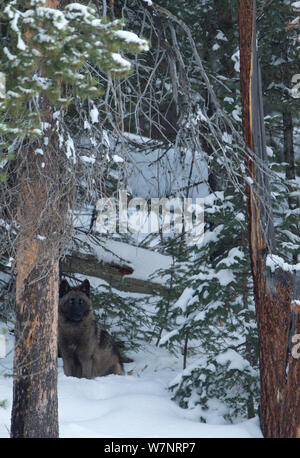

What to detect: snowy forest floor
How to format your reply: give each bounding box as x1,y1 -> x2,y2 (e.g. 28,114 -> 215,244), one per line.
0,327 -> 262,438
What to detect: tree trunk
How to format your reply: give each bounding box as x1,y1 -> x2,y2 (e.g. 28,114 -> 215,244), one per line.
237,0 -> 300,438
10,0 -> 61,437
10,148 -> 60,438
282,108 -> 295,181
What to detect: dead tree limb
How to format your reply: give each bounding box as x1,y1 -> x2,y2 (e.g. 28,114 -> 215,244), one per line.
61,251 -> 174,297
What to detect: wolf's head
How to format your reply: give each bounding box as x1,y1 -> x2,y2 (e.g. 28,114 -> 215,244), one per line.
59,279 -> 92,322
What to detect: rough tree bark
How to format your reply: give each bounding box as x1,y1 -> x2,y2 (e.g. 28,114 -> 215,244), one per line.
282,107 -> 296,181
238,0 -> 300,438
10,144 -> 61,438
10,0 -> 61,438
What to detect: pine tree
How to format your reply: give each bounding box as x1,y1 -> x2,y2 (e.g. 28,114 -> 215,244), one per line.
158,190 -> 259,422
0,0 -> 148,438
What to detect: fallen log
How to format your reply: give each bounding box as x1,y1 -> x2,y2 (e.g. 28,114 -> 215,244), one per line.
61,251 -> 174,297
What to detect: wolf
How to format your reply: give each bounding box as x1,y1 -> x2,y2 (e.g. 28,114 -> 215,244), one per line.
58,279 -> 124,378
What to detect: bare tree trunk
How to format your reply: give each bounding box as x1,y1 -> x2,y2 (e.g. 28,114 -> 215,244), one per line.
10,149 -> 60,438
10,0 -> 62,437
282,108 -> 296,181
238,0 -> 300,438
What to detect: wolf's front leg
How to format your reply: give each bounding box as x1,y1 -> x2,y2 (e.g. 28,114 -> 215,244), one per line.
61,351 -> 82,378
79,356 -> 94,379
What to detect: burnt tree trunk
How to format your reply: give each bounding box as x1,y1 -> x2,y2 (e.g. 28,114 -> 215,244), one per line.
238,0 -> 300,438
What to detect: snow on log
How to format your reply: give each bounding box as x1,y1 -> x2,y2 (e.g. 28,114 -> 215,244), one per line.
61,236 -> 174,297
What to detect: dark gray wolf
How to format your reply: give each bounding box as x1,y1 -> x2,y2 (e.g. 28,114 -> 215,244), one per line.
58,279 -> 124,378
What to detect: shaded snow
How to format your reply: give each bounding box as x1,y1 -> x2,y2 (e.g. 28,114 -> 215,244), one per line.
266,254 -> 300,272
0,332 -> 262,438
216,349 -> 251,372
122,133 -> 208,200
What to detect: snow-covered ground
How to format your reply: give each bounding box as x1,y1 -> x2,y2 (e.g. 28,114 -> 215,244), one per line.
0,329 -> 262,438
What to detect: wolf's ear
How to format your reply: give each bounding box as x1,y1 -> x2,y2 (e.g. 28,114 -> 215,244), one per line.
79,279 -> 90,297
59,280 -> 70,298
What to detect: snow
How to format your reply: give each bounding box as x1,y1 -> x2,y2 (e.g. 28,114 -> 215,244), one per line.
266,254 -> 300,273
121,133 -> 208,200
80,155 -> 95,164
0,335 -> 5,359
231,50 -> 240,73
235,212 -> 245,222
0,74 -> 5,99
172,287 -> 194,314
216,349 -> 251,372
123,132 -> 153,145
245,176 -> 254,186
90,104 -> 99,124
111,53 -> 131,71
73,234 -> 173,285
84,120 -> 91,130
3,47 -> 16,61
10,10 -> 26,51
272,57 -> 286,66
65,134 -> 77,163
232,107 -> 242,122
37,234 -> 46,241
222,132 -> 232,144
65,3 -> 94,22
102,130 -> 110,148
0,330 -> 262,438
113,154 -> 124,163
34,148 -> 44,155
216,30 -> 228,41
35,7 -> 69,31
216,247 -> 244,267
114,31 -> 149,52
215,269 -> 235,286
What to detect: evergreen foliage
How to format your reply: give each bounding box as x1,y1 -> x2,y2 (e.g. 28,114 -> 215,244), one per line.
0,0 -> 148,174
92,283 -> 153,353
156,190 -> 259,422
